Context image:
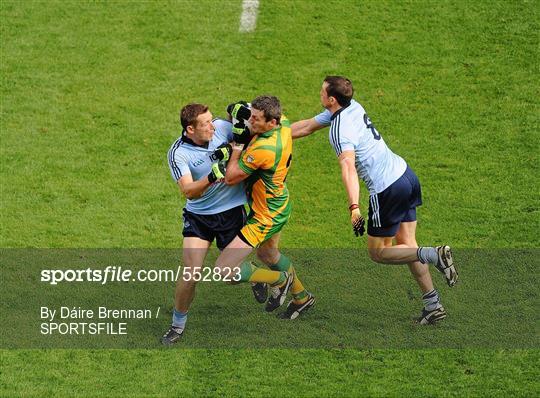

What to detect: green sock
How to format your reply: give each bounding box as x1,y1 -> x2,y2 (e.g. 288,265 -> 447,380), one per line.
269,254 -> 308,303
238,262 -> 285,285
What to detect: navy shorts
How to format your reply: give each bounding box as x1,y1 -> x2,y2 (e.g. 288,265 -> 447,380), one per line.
368,166 -> 422,237
182,205 -> 247,250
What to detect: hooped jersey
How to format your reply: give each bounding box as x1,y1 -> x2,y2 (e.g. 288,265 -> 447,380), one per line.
315,99 -> 407,194
237,116 -> 293,225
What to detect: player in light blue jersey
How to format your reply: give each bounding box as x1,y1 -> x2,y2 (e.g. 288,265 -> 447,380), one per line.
292,76 -> 458,325
162,103 -> 266,345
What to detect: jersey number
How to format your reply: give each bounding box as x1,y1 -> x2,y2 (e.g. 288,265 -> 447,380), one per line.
286,154 -> 292,168
364,114 -> 381,140
283,154 -> 292,182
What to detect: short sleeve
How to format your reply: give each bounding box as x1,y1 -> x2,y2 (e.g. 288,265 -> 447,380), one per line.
314,109 -> 332,126
168,145 -> 190,181
330,115 -> 355,157
238,144 -> 273,175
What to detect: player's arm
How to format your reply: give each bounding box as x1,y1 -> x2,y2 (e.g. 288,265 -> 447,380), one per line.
291,118 -> 325,139
338,151 -> 359,208
338,150 -> 365,236
177,174 -> 210,200
177,163 -> 225,199
224,145 -> 249,185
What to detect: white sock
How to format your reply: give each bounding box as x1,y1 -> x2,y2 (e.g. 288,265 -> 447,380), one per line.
422,289 -> 442,311
417,247 -> 438,265
172,309 -> 188,330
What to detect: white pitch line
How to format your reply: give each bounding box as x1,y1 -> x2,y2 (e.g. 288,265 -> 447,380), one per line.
239,0 -> 259,33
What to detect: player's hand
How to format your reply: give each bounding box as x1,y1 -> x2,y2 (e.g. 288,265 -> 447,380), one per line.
350,207 -> 365,237
212,143 -> 232,162
227,101 -> 251,121
232,120 -> 252,145
226,101 -> 248,117
207,162 -> 226,183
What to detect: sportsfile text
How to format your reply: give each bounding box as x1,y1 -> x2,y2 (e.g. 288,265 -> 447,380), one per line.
40,265 -> 242,285
40,265 -> 182,285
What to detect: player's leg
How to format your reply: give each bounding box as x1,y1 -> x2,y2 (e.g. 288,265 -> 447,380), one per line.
404,167 -> 457,286
215,205 -> 267,304
214,235 -> 290,289
367,223 -> 457,285
175,237 -> 211,312
161,237 -> 210,346
213,220 -> 294,310
367,169 -> 457,286
256,233 -> 315,317
367,180 -> 420,264
395,221 -> 433,293
367,234 -> 419,264
395,221 -> 446,324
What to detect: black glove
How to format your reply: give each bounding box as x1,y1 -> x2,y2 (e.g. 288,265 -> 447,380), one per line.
226,101 -> 246,116
232,120 -> 252,145
212,143 -> 232,162
353,216 -> 366,237
207,162 -> 226,183
227,101 -> 251,121
350,207 -> 365,237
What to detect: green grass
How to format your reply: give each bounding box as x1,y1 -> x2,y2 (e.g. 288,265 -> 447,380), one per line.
2,349 -> 538,397
1,0 -> 538,396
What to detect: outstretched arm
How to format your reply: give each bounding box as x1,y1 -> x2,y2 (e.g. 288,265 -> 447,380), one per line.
291,118 -> 325,139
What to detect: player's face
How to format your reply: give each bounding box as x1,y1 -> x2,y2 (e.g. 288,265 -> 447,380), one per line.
248,108 -> 276,134
320,82 -> 332,109
192,111 -> 215,143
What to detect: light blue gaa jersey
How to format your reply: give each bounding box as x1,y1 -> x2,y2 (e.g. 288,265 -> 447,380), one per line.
315,99 -> 407,195
167,118 -> 246,215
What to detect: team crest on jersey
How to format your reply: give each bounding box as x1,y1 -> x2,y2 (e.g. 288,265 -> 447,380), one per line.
182,216 -> 190,228
246,155 -> 254,163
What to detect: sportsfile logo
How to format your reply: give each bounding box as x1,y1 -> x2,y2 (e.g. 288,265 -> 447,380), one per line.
40,266 -> 182,285
40,265 -> 242,284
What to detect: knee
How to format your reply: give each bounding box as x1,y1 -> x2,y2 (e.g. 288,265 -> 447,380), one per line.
179,267 -> 201,285
256,249 -> 279,266
214,264 -> 239,280
368,248 -> 385,263
213,263 -> 227,277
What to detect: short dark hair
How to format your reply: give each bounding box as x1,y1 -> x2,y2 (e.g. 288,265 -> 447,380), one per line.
180,103 -> 209,130
251,95 -> 281,124
323,76 -> 354,106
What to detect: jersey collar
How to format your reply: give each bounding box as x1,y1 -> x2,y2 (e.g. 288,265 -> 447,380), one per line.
259,125 -> 280,138
181,131 -> 209,149
330,101 -> 352,121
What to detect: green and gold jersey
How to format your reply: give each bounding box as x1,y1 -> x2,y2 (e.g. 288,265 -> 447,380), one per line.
238,116 -> 293,227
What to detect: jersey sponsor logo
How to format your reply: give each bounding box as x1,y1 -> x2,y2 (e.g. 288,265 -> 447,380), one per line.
192,159 -> 205,167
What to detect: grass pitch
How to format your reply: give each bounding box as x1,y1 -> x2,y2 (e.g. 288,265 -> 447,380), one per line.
1,0 -> 538,396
